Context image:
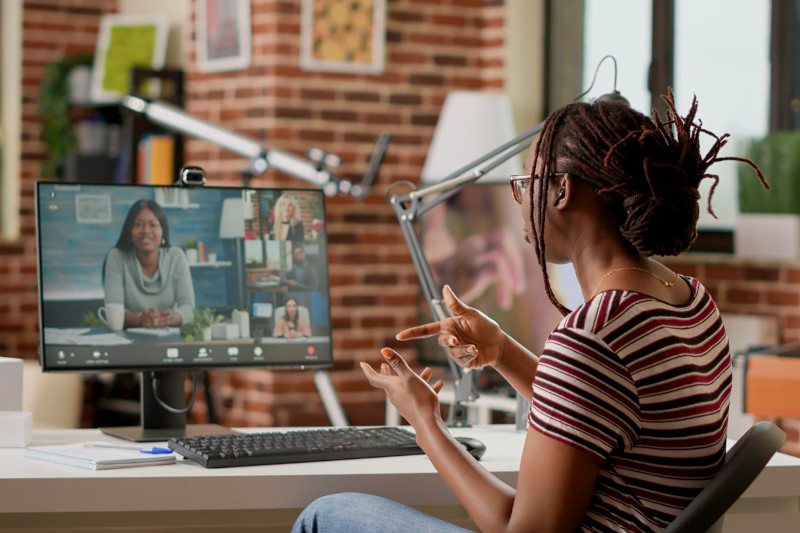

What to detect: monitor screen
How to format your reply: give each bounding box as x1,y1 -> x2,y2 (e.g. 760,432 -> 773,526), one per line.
36,183 -> 332,373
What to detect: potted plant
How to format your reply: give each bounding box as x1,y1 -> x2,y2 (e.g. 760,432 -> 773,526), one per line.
183,238 -> 198,264
38,53 -> 93,180
182,308 -> 224,341
207,248 -> 217,263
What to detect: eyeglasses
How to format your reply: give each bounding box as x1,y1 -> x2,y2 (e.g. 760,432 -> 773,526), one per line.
509,173 -> 566,204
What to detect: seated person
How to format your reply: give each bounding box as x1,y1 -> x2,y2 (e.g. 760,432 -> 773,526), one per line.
267,193 -> 304,242
280,245 -> 319,291
272,297 -> 311,339
104,199 -> 195,328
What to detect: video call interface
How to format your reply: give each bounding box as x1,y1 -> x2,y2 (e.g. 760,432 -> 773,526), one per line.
36,183 -> 332,371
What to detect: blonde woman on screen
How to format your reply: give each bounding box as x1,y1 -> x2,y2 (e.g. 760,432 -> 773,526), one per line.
269,194 -> 304,242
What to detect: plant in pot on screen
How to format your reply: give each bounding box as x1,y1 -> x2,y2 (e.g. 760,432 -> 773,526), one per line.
183,238 -> 198,264
182,308 -> 223,341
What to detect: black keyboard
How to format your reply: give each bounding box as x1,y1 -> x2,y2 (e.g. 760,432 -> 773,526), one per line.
168,426 -> 423,468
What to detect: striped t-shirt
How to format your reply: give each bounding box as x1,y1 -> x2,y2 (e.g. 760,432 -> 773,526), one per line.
529,276 -> 731,532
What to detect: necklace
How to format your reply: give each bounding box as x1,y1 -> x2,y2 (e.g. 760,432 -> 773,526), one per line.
591,266 -> 679,299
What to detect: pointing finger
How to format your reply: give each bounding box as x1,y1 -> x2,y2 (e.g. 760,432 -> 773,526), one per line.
396,321 -> 443,341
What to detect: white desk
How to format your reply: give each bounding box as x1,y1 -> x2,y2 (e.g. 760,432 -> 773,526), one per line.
1,425 -> 799,533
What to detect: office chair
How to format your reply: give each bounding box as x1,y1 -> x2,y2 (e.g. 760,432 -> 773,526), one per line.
664,421 -> 786,533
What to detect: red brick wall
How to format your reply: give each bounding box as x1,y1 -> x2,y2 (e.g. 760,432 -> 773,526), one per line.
183,0 -> 509,427
5,1 -> 799,450
1,0 -> 118,358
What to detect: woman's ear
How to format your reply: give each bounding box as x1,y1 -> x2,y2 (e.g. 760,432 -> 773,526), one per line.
552,173 -> 574,210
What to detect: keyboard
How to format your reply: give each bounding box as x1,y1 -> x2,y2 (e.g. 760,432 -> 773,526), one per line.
168,426 -> 423,468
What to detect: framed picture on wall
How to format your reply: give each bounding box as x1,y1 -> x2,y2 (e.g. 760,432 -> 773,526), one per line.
196,0 -> 252,73
300,0 -> 386,74
90,14 -> 169,103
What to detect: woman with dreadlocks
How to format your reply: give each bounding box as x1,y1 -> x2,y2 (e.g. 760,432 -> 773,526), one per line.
291,91 -> 767,533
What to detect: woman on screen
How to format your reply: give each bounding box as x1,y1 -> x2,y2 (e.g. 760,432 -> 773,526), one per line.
293,91 -> 768,532
272,297 -> 311,339
103,199 -> 195,328
268,193 -> 304,242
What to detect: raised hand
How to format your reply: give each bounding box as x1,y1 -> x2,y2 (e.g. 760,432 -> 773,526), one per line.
396,285 -> 506,370
360,348 -> 444,429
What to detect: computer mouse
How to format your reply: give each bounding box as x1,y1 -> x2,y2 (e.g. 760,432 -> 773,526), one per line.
455,436 -> 487,461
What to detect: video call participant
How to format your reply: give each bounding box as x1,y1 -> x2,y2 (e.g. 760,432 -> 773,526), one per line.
104,199 -> 195,328
293,91 -> 768,532
269,193 -> 305,242
281,245 -> 319,292
272,297 -> 311,339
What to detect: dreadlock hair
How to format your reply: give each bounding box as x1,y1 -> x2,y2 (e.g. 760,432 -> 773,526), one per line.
530,88 -> 768,316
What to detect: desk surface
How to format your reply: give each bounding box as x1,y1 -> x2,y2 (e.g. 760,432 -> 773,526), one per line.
1,425 -> 800,531
0,426 -> 524,514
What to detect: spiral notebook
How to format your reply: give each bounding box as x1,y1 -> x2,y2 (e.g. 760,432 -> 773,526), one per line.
23,442 -> 176,470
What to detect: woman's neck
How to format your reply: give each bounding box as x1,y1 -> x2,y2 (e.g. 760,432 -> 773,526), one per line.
136,248 -> 160,275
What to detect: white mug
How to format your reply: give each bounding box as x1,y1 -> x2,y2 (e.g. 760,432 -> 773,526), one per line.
97,303 -> 125,331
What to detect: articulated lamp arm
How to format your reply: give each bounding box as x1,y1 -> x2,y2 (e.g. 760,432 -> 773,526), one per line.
121,95 -> 391,198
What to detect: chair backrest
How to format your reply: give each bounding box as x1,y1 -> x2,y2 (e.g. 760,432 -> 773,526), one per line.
664,421 -> 786,533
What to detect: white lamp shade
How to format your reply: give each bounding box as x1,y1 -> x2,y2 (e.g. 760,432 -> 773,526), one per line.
219,198 -> 245,238
420,91 -> 523,184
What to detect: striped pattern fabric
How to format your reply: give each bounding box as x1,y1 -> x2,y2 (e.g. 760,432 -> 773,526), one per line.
530,277 -> 731,532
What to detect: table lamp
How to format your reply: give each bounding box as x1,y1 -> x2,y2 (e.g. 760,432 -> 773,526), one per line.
421,91 -> 522,185
399,91 -> 523,426
390,58 -> 629,426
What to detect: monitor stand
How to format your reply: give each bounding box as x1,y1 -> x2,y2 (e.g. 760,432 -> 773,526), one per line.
100,370 -> 234,442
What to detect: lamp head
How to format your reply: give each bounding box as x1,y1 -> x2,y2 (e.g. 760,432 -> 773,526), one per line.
596,90 -> 630,107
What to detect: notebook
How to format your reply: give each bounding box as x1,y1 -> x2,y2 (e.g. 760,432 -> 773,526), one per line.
23,442 -> 176,470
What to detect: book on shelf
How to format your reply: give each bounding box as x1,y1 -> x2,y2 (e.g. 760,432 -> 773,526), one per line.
137,133 -> 174,185
23,442 -> 176,470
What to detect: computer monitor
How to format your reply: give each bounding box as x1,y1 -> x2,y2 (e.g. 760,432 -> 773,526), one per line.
35,182 -> 332,441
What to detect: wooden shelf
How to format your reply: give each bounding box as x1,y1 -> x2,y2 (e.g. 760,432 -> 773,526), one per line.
188,261 -> 232,268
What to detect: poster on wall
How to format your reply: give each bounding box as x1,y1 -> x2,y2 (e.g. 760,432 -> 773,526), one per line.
300,0 -> 386,74
90,14 -> 169,103
196,0 -> 252,73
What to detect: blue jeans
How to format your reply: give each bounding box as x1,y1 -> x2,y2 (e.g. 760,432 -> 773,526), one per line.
291,492 -> 476,533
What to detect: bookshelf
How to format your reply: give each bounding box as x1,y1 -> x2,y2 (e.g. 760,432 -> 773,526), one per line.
117,68 -> 184,184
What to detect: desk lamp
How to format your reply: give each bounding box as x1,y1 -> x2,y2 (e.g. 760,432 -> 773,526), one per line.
388,56 -> 628,427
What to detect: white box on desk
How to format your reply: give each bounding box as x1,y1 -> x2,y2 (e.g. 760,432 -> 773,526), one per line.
0,411 -> 32,447
736,213 -> 800,260
0,357 -> 23,411
212,323 -> 240,340
232,309 -> 250,338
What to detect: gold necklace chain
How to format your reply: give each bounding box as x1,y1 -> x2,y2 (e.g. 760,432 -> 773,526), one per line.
591,266 -> 680,299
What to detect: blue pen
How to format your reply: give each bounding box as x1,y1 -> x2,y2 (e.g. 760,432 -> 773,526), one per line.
86,443 -> 173,454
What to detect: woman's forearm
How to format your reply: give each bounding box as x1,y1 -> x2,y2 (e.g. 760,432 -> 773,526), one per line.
493,334 -> 539,402
415,417 -> 516,533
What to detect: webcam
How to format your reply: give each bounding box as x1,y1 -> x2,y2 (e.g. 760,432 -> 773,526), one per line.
177,166 -> 207,187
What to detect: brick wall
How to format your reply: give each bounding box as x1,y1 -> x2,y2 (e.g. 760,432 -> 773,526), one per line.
1,0 -> 119,359
4,0 -> 798,452
183,0 -> 509,427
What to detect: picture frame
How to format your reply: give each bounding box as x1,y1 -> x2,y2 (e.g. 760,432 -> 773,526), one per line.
90,14 -> 169,103
300,0 -> 386,75
196,0 -> 252,73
